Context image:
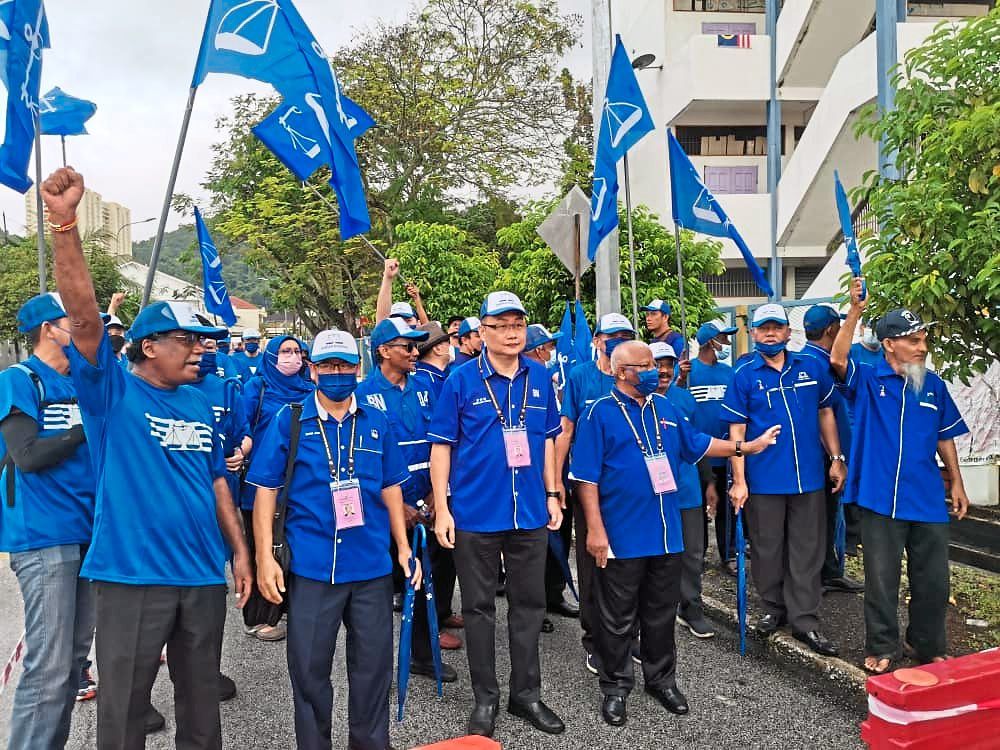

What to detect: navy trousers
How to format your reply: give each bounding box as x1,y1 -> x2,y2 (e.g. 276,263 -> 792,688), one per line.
286,574 -> 393,750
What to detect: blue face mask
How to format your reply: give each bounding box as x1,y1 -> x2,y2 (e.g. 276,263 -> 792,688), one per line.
198,352 -> 217,379
244,341 -> 260,354
218,342 -> 230,355
317,373 -> 357,402
604,336 -> 628,358
755,340 -> 788,357
635,368 -> 660,397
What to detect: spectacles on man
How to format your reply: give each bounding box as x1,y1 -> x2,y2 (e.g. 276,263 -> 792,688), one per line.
153,331 -> 203,347
481,322 -> 527,334
315,361 -> 358,374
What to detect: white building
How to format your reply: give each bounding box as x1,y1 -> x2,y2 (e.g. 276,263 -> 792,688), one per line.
611,0 -> 993,304
118,261 -> 206,312
25,186 -> 134,257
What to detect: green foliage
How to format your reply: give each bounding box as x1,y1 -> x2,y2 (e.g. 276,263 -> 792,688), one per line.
854,9 -> 1000,380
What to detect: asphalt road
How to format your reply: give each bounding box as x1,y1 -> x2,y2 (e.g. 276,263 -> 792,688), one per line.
0,560 -> 866,749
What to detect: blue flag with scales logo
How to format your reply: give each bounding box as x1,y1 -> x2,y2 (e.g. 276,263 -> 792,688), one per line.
195,207 -> 238,326
39,87 -> 97,136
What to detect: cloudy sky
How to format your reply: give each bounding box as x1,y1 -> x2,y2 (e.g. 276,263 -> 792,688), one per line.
2,0 -> 591,241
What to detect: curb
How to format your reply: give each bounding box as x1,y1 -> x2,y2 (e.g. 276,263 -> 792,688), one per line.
702,593 -> 868,700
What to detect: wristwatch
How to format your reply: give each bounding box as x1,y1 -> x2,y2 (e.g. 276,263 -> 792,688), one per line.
829,454 -> 846,463
546,490 -> 561,499
734,440 -> 743,457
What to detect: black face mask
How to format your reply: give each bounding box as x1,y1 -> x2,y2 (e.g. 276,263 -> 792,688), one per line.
109,334 -> 126,354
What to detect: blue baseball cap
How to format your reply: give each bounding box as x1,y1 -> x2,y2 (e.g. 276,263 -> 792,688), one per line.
596,313 -> 635,336
751,303 -> 789,328
696,321 -> 738,346
125,301 -> 226,343
803,304 -> 846,333
641,299 -> 671,315
458,317 -> 481,338
17,293 -> 67,333
311,329 -> 360,365
480,291 -> 526,318
874,309 -> 933,341
389,302 -> 416,319
524,324 -> 563,352
370,317 -> 429,350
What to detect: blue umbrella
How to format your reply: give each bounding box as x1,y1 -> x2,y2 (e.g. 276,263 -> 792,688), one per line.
547,530 -> 579,602
396,524 -> 442,722
834,501 -> 847,572
735,508 -> 748,656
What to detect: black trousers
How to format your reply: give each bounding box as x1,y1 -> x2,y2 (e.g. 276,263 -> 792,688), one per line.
94,581 -> 226,750
860,509 -> 949,660
286,574 -> 393,750
544,499 -> 573,607
746,490 -> 826,633
820,458 -> 849,582
705,465 -> 742,562
679,506 -> 706,618
453,526 -> 547,707
572,488 -> 598,654
593,554 -> 681,697
390,531 -> 452,663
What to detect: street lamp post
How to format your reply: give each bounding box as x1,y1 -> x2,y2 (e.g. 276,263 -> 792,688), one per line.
113,217 -> 156,256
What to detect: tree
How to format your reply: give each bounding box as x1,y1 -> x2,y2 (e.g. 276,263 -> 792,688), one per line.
854,9 -> 1000,380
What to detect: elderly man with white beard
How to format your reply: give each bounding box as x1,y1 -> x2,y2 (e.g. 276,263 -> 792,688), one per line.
830,278 -> 970,675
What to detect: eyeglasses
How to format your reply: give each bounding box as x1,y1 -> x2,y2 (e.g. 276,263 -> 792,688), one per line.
154,331 -> 202,346
481,322 -> 527,334
277,347 -> 302,356
383,342 -> 419,353
315,361 -> 358,374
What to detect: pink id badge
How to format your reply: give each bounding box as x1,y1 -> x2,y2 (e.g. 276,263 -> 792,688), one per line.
502,427 -> 531,468
645,454 -> 677,494
331,480 -> 365,530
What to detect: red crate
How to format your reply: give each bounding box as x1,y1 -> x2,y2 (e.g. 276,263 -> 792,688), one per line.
411,738 -> 501,750
861,648 -> 1000,750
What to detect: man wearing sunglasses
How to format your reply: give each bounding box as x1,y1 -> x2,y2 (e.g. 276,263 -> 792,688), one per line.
42,167 -> 253,750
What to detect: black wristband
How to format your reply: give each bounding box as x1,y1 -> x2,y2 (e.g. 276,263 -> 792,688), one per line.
734,440 -> 743,457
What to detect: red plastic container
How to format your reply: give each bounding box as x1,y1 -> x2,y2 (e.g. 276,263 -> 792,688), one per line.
861,647 -> 1000,749
411,738 -> 501,750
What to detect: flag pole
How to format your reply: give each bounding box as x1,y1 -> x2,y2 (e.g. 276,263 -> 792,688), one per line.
33,122 -> 46,293
143,86 -> 198,309
60,135 -> 66,167
672,223 -> 689,350
623,153 -> 640,332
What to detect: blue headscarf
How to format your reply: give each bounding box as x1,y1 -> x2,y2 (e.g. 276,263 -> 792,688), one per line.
260,335 -> 313,401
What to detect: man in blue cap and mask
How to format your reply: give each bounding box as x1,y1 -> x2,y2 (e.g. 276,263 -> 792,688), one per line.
42,166 -> 253,749
452,317 -> 483,370
232,328 -> 264,382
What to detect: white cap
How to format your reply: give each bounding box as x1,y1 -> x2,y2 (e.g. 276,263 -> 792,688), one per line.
751,304 -> 789,328
649,341 -> 677,360
596,313 -> 635,335
105,314 -> 124,328
242,328 -> 262,339
390,302 -> 416,318
480,291 -> 526,317
310,329 -> 360,364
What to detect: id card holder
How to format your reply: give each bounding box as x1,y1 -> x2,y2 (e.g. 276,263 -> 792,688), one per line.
502,426 -> 531,468
645,454 -> 677,494
331,479 -> 365,530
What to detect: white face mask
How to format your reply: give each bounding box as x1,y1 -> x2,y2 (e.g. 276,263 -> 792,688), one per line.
449,346 -> 458,363
715,342 -> 731,361
861,332 -> 880,350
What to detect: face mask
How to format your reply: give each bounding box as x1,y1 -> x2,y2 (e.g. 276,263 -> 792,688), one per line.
547,349 -> 558,369
317,372 -> 357,402
276,353 -> 303,376
715,342 -> 731,361
244,342 -> 260,354
755,340 -> 787,357
634,368 -> 660,397
861,332 -> 880,350
449,346 -> 457,363
604,337 -> 627,358
109,334 -> 126,354
198,352 -> 217,379
218,342 -> 230,355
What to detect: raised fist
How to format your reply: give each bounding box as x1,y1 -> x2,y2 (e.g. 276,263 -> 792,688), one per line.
40,168 -> 85,226
384,258 -> 400,279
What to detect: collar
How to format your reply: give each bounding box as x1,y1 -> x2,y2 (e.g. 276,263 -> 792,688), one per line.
750,349 -> 801,371
875,356 -> 903,380
305,392 -> 360,422
370,366 -> 412,393
802,341 -> 830,356
611,386 -> 651,409
479,351 -> 529,380
415,361 -> 445,377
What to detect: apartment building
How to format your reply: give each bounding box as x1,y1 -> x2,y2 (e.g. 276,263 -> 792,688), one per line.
25,186 -> 134,257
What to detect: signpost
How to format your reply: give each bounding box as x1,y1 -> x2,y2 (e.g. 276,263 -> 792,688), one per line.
537,185 -> 592,301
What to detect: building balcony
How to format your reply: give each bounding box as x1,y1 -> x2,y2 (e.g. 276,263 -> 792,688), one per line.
776,0 -> 875,92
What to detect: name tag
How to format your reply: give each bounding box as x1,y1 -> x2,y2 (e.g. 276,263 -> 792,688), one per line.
645,454 -> 677,494
503,426 -> 531,468
331,479 -> 365,530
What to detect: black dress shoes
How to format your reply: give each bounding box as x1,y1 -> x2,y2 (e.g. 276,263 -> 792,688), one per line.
645,684 -> 689,715
794,630 -> 839,657
822,575 -> 864,593
145,706 -> 166,734
541,617 -> 555,633
468,702 -> 499,737
410,660 -> 458,683
507,699 -> 565,734
757,612 -> 786,635
601,695 -> 627,726
547,598 -> 580,618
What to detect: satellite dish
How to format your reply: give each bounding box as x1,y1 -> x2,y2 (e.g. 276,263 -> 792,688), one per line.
631,53 -> 659,70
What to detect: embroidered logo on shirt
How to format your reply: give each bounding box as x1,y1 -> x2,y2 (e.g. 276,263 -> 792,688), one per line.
371,429 -> 379,440
417,390 -> 430,408
364,393 -> 387,412
145,414 -> 214,452
797,371 -> 809,381
532,389 -> 541,399
41,403 -> 83,431
472,396 -> 491,407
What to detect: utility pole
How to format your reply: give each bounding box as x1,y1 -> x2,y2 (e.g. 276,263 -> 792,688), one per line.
766,0 -> 782,301
876,0 -> 906,180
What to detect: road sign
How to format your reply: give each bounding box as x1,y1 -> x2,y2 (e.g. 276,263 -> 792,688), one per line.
536,186 -> 593,283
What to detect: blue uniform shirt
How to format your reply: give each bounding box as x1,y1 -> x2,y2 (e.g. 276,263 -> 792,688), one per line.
0,357 -> 94,552
190,374 -> 250,457
663,386 -> 704,510
721,351 -> 835,495
413,361 -> 447,399
800,342 -> 853,461
561,360 -> 615,424
687,358 -> 735,468
356,369 -> 435,508
246,394 -> 408,585
651,330 -> 686,357
428,354 -> 561,533
450,351 -> 477,371
230,351 -> 263,382
67,336 -> 227,586
850,343 -> 883,368
839,358 -> 968,523
214,352 -> 240,380
570,389 -> 711,559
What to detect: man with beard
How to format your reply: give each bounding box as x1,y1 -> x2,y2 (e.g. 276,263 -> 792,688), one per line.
831,279 -> 969,674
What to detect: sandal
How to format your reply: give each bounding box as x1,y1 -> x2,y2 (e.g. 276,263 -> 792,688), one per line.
902,640 -> 949,664
863,655 -> 894,674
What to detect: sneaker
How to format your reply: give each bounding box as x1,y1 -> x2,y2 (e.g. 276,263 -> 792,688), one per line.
677,613 -> 716,639
76,663 -> 97,702
585,653 -> 599,675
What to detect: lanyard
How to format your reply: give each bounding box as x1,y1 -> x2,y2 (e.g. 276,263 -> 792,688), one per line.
316,411 -> 358,482
611,392 -> 663,457
479,358 -> 530,428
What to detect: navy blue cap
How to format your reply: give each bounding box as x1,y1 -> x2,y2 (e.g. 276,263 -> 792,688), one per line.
641,299 -> 671,315
524,324 -> 563,352
16,293 -> 67,333
458,317 -> 481,338
874,309 -> 933,341
803,304 -> 846,333
696,322 -> 738,346
370,317 -> 429,350
125,301 -> 226,343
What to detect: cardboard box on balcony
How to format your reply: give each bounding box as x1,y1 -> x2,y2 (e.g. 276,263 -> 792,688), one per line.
706,136 -> 727,155
755,136 -> 768,155
726,136 -> 745,155
700,136 -> 710,155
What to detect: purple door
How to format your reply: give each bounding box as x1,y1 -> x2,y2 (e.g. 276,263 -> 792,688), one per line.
704,165 -> 758,194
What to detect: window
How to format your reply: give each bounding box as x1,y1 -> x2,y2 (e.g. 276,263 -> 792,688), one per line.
675,125 -> 786,156
674,0 -> 766,11
702,268 -> 770,298
704,165 -> 759,194
702,22 -> 757,34
793,265 -> 823,299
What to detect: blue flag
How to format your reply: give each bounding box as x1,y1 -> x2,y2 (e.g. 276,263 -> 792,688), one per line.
555,302 -> 574,386
194,207 -> 238,326
667,129 -> 774,298
834,170 -> 866,300
573,300 -> 593,365
39,87 -> 97,136
0,0 -> 48,193
587,35 -> 654,261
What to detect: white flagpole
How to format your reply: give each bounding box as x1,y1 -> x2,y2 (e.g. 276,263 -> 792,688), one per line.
142,86 -> 199,308
33,121 -> 46,293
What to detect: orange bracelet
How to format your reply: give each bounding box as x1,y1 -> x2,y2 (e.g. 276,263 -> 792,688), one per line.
48,216 -> 78,233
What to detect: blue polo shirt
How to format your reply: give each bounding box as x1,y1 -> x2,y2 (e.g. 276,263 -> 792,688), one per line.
428,354 -> 561,533
850,343 -> 883,368
651,330 -> 686,357
0,358 -> 94,553
561,360 -> 615,424
570,389 -> 711,559
356,369 -> 435,507
230,351 -> 263,382
720,351 -> 835,495
67,336 -> 227,586
687,358 -> 735,468
800,342 -> 853,461
214,352 -> 240,380
190,374 -> 250,457
838,358 -> 968,523
246,394 -> 408,585
413,361 -> 447,399
450,351 -> 478,371
663,386 -> 703,510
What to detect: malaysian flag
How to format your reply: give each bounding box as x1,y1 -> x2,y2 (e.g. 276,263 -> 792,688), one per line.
717,33 -> 752,48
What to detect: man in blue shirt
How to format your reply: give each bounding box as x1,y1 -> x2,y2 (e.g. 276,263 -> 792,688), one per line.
451,317 -> 482,370
688,321 -> 738,575
430,292 -> 564,738
641,299 -> 685,355
43,167 -> 253,750
801,304 -> 864,592
831,279 -> 970,674
850,321 -> 883,367
231,328 -> 264,381
357,318 -> 462,677
413,322 -> 452,398
721,303 -> 846,657
250,329 -> 418,750
1,293 -> 96,749
572,341 -> 779,726
555,312 -> 635,672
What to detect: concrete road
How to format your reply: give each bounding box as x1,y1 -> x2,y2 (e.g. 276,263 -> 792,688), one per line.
0,561 -> 865,749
